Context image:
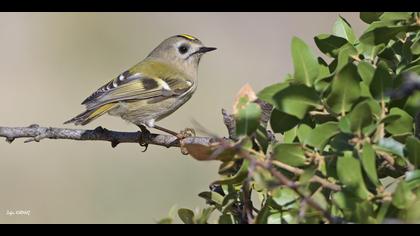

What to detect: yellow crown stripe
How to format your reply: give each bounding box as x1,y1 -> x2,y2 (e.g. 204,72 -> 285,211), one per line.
178,34 -> 197,41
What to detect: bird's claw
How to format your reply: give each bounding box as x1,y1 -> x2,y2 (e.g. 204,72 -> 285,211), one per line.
138,125 -> 151,152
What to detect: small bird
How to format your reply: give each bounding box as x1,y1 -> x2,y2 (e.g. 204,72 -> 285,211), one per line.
64,34 -> 216,141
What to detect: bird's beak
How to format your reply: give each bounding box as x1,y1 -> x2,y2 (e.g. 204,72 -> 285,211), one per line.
197,47 -> 217,54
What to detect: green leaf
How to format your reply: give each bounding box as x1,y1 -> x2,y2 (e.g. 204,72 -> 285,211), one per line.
257,82 -> 289,105
379,12 -> 412,21
305,122 -> 340,149
333,16 -> 357,44
267,213 -> 282,224
235,102 -> 262,136
178,208 -> 195,224
406,170 -> 420,190
332,192 -> 374,223
360,12 -> 383,24
411,37 -> 420,55
403,65 -> 420,74
291,37 -> 320,86
157,218 -> 173,224
196,208 -> 215,224
337,151 -> 370,200
406,136 -> 420,168
198,191 -> 225,207
357,61 -> 376,85
385,108 -> 414,136
392,181 -> 416,210
370,62 -> 393,102
377,137 -> 405,157
272,143 -> 307,167
218,213 -> 237,224
297,124 -> 312,144
357,43 -> 386,61
344,100 -> 374,134
335,44 -> 359,72
402,91 -> 420,118
270,108 -> 300,134
326,63 -> 362,115
212,160 -> 250,185
360,26 -> 407,45
314,34 -> 348,57
283,127 -> 298,143
360,143 -> 380,187
273,84 -> 320,119
272,187 -> 300,208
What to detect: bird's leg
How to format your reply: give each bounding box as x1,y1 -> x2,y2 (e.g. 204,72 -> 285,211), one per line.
137,124 -> 151,152
152,125 -> 180,138
153,125 -> 196,139
153,125 -> 196,155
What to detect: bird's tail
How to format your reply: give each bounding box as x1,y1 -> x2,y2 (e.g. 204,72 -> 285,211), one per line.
64,103 -> 117,126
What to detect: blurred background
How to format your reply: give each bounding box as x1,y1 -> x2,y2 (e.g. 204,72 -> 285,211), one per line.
0,12 -> 365,223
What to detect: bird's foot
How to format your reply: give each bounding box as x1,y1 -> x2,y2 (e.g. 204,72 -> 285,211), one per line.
137,125 -> 151,152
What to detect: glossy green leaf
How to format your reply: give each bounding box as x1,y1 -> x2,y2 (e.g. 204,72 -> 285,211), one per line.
272,187 -> 300,208
405,170 -> 420,190
333,16 -> 357,44
314,34 -> 348,57
291,37 -> 320,86
272,143 -> 307,167
335,44 -> 359,72
326,63 -> 362,114
212,160 -> 249,185
360,143 -> 380,186
198,191 -> 225,207
379,12 -> 412,21
235,102 -> 262,136
332,192 -> 374,223
218,213 -> 237,224
283,127 -> 298,143
392,181 -> 416,209
157,217 -> 173,224
406,136 -> 420,168
305,122 -> 340,149
178,208 -> 195,224
267,213 -> 282,224
257,82 -> 289,105
370,62 -> 393,102
196,208 -> 215,224
403,91 -> 420,118
357,42 -> 386,61
273,84 -> 320,119
357,61 -> 376,85
411,37 -> 420,55
270,108 -> 300,134
360,26 -> 407,45
360,12 -> 383,24
297,124 -> 312,144
385,108 -> 414,136
377,137 -> 405,157
345,100 -> 374,134
337,151 -> 370,200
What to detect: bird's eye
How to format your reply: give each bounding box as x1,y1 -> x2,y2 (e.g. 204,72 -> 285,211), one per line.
178,45 -> 189,54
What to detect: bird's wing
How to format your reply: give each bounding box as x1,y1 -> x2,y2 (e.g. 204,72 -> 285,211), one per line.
82,70 -> 194,109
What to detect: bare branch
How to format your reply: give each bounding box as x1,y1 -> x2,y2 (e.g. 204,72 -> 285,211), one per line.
0,124 -> 214,148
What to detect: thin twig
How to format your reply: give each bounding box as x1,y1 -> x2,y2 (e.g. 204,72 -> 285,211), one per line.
272,160 -> 341,192
236,148 -> 337,224
0,124 -> 214,148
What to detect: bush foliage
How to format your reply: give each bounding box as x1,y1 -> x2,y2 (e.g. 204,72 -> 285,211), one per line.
162,12 -> 420,224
